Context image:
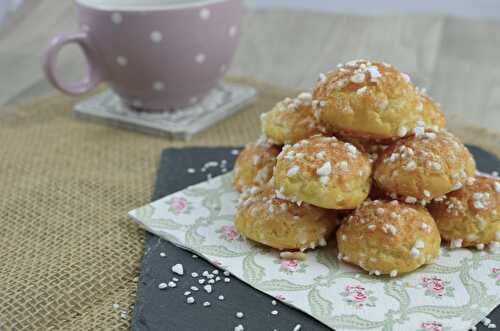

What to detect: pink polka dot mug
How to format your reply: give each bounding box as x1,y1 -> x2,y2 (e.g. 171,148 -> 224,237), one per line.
43,0 -> 242,111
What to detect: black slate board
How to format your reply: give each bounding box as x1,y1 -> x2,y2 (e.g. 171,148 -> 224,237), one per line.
131,145 -> 500,331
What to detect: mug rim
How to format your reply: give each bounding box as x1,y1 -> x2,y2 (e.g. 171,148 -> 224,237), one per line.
76,0 -> 231,11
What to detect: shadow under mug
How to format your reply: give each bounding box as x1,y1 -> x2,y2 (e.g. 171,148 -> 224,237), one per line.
43,0 -> 242,111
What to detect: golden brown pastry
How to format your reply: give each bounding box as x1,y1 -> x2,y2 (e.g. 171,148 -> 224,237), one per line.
235,186 -> 338,251
336,200 -> 441,276
374,130 -> 476,203
428,175 -> 500,249
261,93 -> 323,145
233,142 -> 281,192
274,135 -> 372,209
312,59 -> 445,140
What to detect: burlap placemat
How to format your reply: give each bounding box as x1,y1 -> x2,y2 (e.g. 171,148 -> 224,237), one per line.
0,77 -> 499,331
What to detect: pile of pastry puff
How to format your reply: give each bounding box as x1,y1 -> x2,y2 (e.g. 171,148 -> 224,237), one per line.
232,59 -> 500,277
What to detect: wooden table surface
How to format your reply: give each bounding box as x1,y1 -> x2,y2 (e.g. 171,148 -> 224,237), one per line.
1,1 -> 500,131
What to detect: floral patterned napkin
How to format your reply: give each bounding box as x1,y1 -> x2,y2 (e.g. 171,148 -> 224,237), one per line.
129,174 -> 500,331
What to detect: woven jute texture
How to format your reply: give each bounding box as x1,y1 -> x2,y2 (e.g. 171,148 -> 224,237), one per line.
0,77 -> 499,331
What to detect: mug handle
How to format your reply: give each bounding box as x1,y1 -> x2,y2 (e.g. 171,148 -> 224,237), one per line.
43,31 -> 103,95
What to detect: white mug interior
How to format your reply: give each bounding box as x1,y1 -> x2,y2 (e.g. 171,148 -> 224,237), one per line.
76,0 -> 228,10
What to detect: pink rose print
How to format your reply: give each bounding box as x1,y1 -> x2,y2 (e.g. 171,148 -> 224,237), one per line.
167,196 -> 192,214
421,276 -> 454,299
489,267 -> 500,285
216,225 -> 241,241
274,258 -> 307,275
341,284 -> 376,308
418,321 -> 450,331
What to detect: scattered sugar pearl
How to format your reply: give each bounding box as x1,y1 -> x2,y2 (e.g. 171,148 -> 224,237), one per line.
234,325 -> 244,331
192,254 -> 198,259
405,196 -> 417,204
203,285 -> 213,293
191,272 -> 199,278
186,297 -> 195,304
198,279 -> 205,284
374,270 -> 381,276
168,281 -> 176,288
375,208 -> 385,216
218,295 -> 224,300
483,318 -> 492,326
401,73 -> 411,82
223,270 -> 230,276
356,86 -> 368,95
293,324 -> 302,331
368,224 -> 376,231
190,286 -> 199,291
158,282 -> 168,289
398,127 -> 408,137
224,277 -> 231,283
350,72 -> 365,83
187,168 -> 196,174
184,291 -> 191,296
159,252 -> 166,257
172,277 -> 179,282
236,312 -> 244,318
203,301 -> 211,307
271,300 -> 277,305
271,310 -> 279,316
476,243 -> 485,250
171,263 -> 184,275
390,270 -> 398,277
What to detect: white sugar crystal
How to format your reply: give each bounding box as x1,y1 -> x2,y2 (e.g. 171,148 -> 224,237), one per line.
339,161 -> 349,171
236,312 -> 244,318
398,126 -> 408,137
477,243 -> 485,250
186,297 -> 195,304
375,208 -> 385,216
184,291 -> 191,296
405,196 -> 417,204
350,72 -> 365,83
495,181 -> 500,192
341,234 -> 347,241
271,310 -> 279,316
190,286 -> 199,291
287,165 -> 300,177
171,263 -> 184,275
198,279 -> 205,284
203,285 -> 213,293
234,325 -> 244,331
318,73 -> 327,83
404,161 -> 417,171
168,281 -> 176,288
293,324 -> 302,331
420,223 -> 430,232
319,176 -> 329,185
367,66 -> 382,80
345,143 -> 358,155
224,277 -> 231,282
410,247 -> 420,258
271,300 -> 277,305
401,73 -> 411,82
223,271 -> 230,276
315,151 -> 326,160
187,168 -> 196,174
382,223 -> 397,235
368,224 -> 376,231
415,239 -> 425,249
203,301 -> 211,307
390,270 -> 398,277
160,252 -> 167,257
374,270 -> 381,276
450,239 -> 463,249
316,161 -> 332,176
158,283 -> 167,289
172,277 -> 179,282
356,86 -> 368,95
218,295 -> 225,300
